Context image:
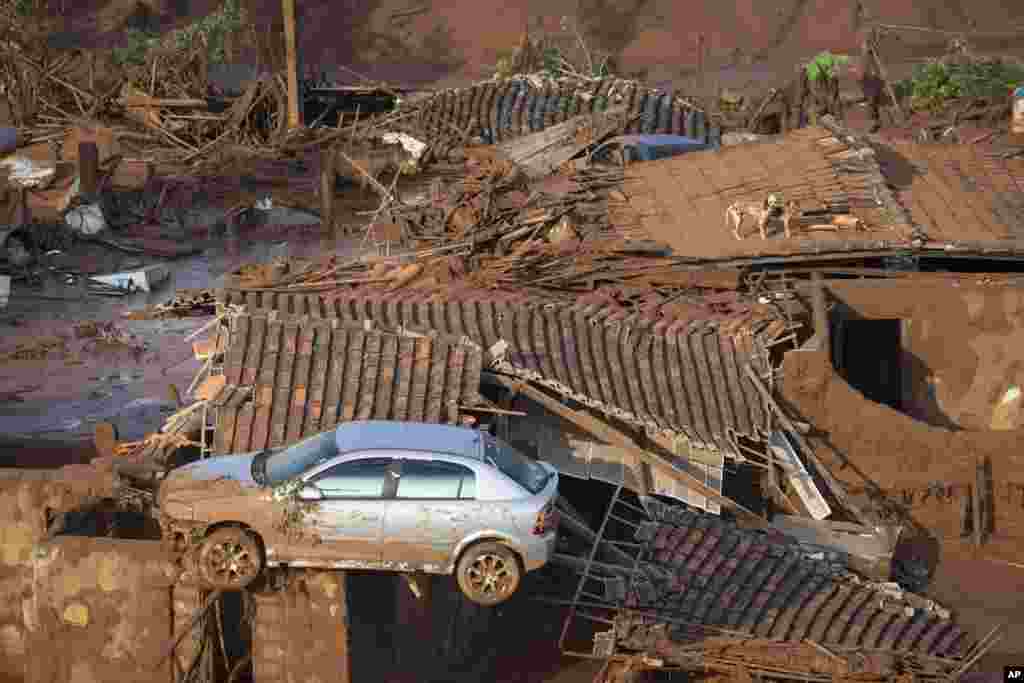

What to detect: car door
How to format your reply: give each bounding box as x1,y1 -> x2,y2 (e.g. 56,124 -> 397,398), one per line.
381,456 -> 477,572
299,455 -> 398,567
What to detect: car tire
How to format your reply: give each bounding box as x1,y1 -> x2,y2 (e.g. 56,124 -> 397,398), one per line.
455,541 -> 522,607
197,527 -> 263,590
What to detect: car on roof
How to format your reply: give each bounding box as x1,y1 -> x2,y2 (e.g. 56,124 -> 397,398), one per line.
157,420 -> 560,605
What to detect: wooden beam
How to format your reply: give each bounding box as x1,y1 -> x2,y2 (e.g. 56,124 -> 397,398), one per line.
865,29 -> 906,124
321,144 -> 336,243
810,271 -> 830,354
282,0 -> 300,129
78,141 -> 99,197
486,373 -> 767,528
744,364 -> 870,525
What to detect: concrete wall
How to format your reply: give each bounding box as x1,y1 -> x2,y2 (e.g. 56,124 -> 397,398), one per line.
829,281 -> 1024,431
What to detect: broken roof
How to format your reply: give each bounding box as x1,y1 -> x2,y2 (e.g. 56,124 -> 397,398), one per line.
210,314 -> 483,456
620,121 -> 1024,261
217,290 -> 789,452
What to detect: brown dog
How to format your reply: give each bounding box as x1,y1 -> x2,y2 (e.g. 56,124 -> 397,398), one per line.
726,196 -> 799,240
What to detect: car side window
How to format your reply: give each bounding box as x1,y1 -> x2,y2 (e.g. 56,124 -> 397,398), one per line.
396,460 -> 476,500
311,457 -> 393,498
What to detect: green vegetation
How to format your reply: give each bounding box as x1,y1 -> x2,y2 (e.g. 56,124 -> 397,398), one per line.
492,16 -> 612,80
898,59 -> 1024,110
113,0 -> 244,67
806,51 -> 850,83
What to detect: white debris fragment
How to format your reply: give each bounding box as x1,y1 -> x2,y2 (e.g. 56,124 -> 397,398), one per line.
381,132 -> 428,161
254,197 -> 274,211
0,156 -> 56,189
64,203 -> 107,236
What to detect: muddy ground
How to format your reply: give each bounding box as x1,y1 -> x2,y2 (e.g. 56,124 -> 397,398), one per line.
49,0 -> 1024,99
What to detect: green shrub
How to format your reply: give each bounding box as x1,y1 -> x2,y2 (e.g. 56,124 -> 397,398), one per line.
806,51 -> 850,83
900,59 -> 1024,110
112,0 -> 244,67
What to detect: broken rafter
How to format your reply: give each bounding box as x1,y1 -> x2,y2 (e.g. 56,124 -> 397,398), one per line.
485,373 -> 767,528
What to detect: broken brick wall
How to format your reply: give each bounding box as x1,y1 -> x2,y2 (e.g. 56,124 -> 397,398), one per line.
252,570 -> 350,683
24,537 -> 178,683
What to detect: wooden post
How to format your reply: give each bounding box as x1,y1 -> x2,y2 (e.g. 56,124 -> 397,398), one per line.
282,0 -> 300,129
811,271 -> 831,356
320,144 -> 336,242
866,28 -> 906,124
973,455 -> 987,547
78,141 -> 99,198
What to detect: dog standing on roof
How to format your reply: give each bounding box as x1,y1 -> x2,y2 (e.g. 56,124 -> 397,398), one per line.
726,194 -> 800,240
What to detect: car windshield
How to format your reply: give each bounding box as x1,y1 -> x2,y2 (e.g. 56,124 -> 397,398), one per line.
482,435 -> 550,495
264,429 -> 339,485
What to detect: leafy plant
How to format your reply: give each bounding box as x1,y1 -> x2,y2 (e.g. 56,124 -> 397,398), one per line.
112,28 -> 160,67
112,0 -> 245,67
900,59 -> 1024,110
806,51 -> 850,83
271,478 -> 320,539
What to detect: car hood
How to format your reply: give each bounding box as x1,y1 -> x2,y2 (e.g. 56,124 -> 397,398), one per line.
160,453 -> 260,502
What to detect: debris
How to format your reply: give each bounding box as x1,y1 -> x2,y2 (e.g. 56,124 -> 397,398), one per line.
89,263 -> 170,293
767,431 -> 832,520
0,274 -> 8,309
64,202 -> 107,236
0,155 -> 56,189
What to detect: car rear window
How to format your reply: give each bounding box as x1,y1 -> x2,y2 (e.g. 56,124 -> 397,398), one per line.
482,436 -> 550,495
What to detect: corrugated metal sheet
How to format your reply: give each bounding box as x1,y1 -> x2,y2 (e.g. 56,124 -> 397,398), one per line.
620,124 -> 917,261
210,314 -> 482,455
217,292 -> 779,450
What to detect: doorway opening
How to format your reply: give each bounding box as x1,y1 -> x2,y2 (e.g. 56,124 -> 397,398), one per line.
833,318 -> 904,410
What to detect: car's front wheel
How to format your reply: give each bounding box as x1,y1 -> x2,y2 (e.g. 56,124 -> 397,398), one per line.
455,541 -> 522,606
197,527 -> 263,590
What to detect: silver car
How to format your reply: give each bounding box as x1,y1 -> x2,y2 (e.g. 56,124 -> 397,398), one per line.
158,420 -> 560,605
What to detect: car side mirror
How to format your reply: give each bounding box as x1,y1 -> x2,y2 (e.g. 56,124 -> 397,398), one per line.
298,485 -> 323,501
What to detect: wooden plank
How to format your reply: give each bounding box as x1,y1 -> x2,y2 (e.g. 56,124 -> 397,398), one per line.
285,324 -> 315,442
282,0 -> 300,129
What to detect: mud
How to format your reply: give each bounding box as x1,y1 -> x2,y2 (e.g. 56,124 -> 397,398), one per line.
3,536 -> 178,683
781,349 -> 1024,487
828,280 -> 1024,431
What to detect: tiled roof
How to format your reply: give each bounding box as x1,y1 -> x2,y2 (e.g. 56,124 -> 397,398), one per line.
217,290 -> 785,450
620,124 -> 915,261
876,141 -> 1024,247
210,314 -> 482,455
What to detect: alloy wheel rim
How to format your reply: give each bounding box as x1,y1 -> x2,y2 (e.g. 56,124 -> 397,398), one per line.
206,540 -> 256,585
466,553 -> 514,598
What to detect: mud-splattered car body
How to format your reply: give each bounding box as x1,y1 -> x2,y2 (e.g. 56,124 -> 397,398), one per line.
158,421 -> 559,580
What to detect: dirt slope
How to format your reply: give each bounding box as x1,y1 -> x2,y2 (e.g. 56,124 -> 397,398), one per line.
50,0 -> 1024,92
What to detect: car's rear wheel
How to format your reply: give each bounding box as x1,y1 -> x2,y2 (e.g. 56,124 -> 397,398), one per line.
197,527 -> 263,590
456,541 -> 521,606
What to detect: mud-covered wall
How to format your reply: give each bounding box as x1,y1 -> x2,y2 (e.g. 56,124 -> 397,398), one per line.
829,282 -> 1024,432
24,537 -> 178,683
781,349 -> 1024,560
0,471 -> 115,682
252,570 -> 350,683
